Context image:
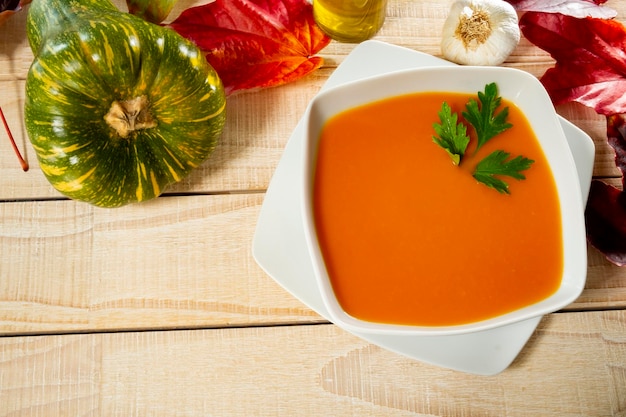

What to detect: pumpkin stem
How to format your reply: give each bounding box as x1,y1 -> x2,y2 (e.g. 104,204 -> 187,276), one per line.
104,96 -> 157,138
0,105 -> 29,172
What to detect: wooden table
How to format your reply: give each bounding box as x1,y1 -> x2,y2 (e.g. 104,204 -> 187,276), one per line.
1,0 -> 625,415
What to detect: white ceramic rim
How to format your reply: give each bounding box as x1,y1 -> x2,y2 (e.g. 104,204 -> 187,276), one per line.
301,65 -> 588,336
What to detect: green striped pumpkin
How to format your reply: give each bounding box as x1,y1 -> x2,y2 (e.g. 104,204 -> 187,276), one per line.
25,0 -> 226,207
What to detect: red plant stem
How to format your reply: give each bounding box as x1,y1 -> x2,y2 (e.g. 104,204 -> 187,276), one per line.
0,105 -> 29,172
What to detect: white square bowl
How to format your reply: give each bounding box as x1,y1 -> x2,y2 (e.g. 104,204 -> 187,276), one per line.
301,65 -> 587,336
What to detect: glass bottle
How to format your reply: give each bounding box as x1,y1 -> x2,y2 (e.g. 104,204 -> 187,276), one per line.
313,0 -> 388,43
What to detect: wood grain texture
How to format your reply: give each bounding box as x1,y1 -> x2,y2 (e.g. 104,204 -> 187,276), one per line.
0,193 -> 624,334
1,0 -> 625,198
0,0 -> 625,412
0,77 -> 322,199
0,0 -> 625,334
0,311 -> 624,417
0,195 -> 322,334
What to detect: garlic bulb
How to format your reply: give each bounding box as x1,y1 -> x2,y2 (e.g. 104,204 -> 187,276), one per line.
441,0 -> 520,66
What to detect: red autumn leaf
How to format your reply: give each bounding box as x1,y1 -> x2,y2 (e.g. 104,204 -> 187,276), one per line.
585,114 -> 626,266
169,0 -> 331,95
519,12 -> 626,115
506,0 -> 616,19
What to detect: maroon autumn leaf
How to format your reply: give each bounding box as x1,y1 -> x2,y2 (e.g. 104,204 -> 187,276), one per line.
519,12 -> 626,116
585,115 -> 626,266
585,179 -> 626,266
169,0 -> 331,95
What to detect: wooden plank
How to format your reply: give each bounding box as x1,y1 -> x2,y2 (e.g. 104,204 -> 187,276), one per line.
1,0 -> 625,346
1,79 -> 620,200
0,195 -> 624,335
0,310 -> 624,416
2,0 -> 625,199
556,102 -> 622,179
4,0 -> 626,76
0,9 -> 31,82
0,195 -> 322,335
581,243 -> 626,310
0,77 -> 324,199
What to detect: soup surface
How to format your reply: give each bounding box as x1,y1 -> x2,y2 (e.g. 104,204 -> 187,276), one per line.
313,91 -> 563,326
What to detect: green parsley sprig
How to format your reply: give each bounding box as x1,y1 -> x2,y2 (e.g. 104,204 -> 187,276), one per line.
473,150 -> 535,194
462,83 -> 513,153
432,102 -> 469,166
431,83 -> 534,194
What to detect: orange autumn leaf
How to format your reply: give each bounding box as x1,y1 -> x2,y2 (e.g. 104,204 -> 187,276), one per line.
169,0 -> 331,95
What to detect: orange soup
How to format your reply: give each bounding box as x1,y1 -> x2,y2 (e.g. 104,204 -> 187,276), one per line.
312,91 -> 563,326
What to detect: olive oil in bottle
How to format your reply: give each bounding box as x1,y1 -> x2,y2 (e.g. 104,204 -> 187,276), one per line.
313,0 -> 387,43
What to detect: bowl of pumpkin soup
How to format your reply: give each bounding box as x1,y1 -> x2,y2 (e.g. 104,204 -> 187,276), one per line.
301,66 -> 587,336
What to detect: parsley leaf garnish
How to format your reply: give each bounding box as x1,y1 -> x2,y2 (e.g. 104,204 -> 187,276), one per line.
462,82 -> 513,152
432,102 -> 470,165
430,83 -> 535,194
473,150 -> 535,194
